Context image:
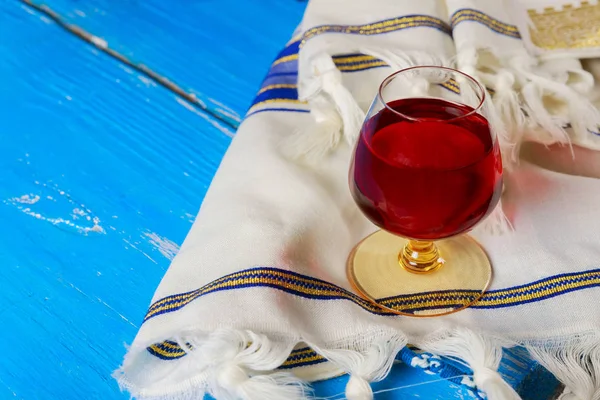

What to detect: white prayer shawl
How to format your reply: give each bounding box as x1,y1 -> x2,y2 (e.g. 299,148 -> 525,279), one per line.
116,1 -> 600,400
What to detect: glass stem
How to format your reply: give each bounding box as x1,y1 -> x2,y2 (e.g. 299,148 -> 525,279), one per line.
399,240 -> 444,274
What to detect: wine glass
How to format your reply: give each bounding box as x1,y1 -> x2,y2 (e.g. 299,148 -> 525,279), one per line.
347,66 -> 503,317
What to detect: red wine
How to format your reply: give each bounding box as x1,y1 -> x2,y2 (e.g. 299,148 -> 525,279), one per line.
351,98 -> 503,240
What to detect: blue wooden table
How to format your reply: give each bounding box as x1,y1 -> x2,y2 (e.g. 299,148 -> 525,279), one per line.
0,1 -> 560,399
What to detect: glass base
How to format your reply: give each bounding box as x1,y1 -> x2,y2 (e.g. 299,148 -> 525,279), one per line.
347,230 -> 492,317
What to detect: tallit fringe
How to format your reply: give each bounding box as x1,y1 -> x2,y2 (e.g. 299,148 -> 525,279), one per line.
416,328 -> 522,400
307,330 -> 407,400
281,52 -> 365,164
280,101 -> 343,165
526,333 -> 600,400
538,58 -> 595,96
115,329 -> 308,400
513,56 -> 600,150
456,47 -> 600,160
360,47 -> 448,71
115,329 -> 409,400
118,326 -> 599,400
122,388 -> 208,400
455,47 -> 524,165
282,49 -> 446,164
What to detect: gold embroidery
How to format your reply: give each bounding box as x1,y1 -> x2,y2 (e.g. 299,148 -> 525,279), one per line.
148,344 -> 186,358
144,267 -> 600,323
528,1 -> 600,50
160,341 -> 183,349
281,354 -> 325,367
450,9 -> 520,38
300,16 -> 450,47
246,99 -> 308,115
440,79 -> 460,94
272,54 -> 299,66
257,84 -> 298,95
336,61 -> 388,71
280,348 -> 326,367
333,54 -> 380,64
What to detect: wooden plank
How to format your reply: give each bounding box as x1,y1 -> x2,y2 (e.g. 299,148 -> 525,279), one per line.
0,2 -> 232,398
312,363 -> 470,400
38,0 -> 307,119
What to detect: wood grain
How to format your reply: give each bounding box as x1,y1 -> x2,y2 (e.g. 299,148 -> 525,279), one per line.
40,0 -> 307,119
1,2 -> 231,398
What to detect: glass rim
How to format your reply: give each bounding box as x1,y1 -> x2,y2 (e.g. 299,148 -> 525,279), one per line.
377,65 -> 486,123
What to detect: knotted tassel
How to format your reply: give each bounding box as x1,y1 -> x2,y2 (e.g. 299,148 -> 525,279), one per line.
454,48 -> 522,164
345,375 -> 373,400
281,52 -> 365,164
528,335 -> 600,400
308,333 -> 406,400
418,328 -> 521,400
511,56 -> 600,150
189,330 -> 308,400
491,70 -> 527,162
538,58 -> 595,96
214,363 -> 308,400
